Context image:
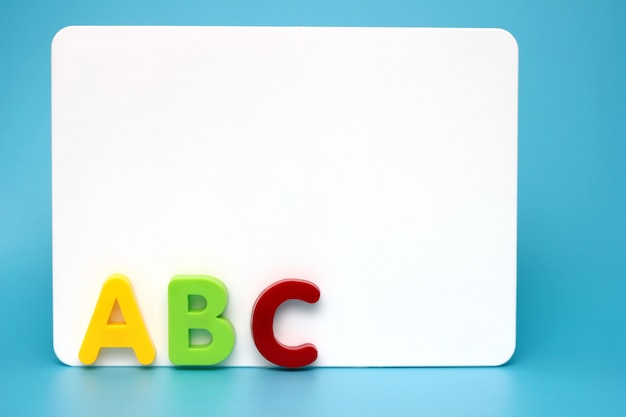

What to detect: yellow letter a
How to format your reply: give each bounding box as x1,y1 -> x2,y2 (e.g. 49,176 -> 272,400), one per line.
79,274 -> 156,365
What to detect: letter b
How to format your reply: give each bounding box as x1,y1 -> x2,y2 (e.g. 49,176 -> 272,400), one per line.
168,275 -> 235,366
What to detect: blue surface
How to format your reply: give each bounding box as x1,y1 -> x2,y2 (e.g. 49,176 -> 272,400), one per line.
1,0 -> 625,415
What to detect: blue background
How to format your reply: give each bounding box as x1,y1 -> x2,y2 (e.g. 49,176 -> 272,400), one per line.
1,0 -> 624,415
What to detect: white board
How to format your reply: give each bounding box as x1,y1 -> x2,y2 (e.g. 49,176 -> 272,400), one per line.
52,26 -> 518,366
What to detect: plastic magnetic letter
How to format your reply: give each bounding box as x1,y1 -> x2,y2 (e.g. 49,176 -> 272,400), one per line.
251,279 -> 320,368
78,274 -> 156,365
168,275 -> 235,366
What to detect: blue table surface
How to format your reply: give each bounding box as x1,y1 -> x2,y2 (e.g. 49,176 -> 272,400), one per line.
0,352 -> 624,416
1,0 -> 625,415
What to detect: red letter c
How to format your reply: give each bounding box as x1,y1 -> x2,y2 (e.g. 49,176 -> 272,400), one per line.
251,279 -> 320,368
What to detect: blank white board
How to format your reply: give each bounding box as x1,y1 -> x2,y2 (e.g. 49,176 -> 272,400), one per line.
52,26 -> 518,366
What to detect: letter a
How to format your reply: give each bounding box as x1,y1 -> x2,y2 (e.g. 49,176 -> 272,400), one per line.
79,274 -> 156,365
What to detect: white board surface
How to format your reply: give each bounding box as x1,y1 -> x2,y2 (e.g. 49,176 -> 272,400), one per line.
52,26 -> 517,366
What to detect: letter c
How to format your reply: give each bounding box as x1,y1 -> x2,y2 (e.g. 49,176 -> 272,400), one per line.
251,279 -> 320,368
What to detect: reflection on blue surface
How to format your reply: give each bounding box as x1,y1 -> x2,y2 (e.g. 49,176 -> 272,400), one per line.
1,358 -> 620,417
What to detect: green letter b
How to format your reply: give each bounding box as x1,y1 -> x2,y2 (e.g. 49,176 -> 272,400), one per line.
168,275 -> 235,366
